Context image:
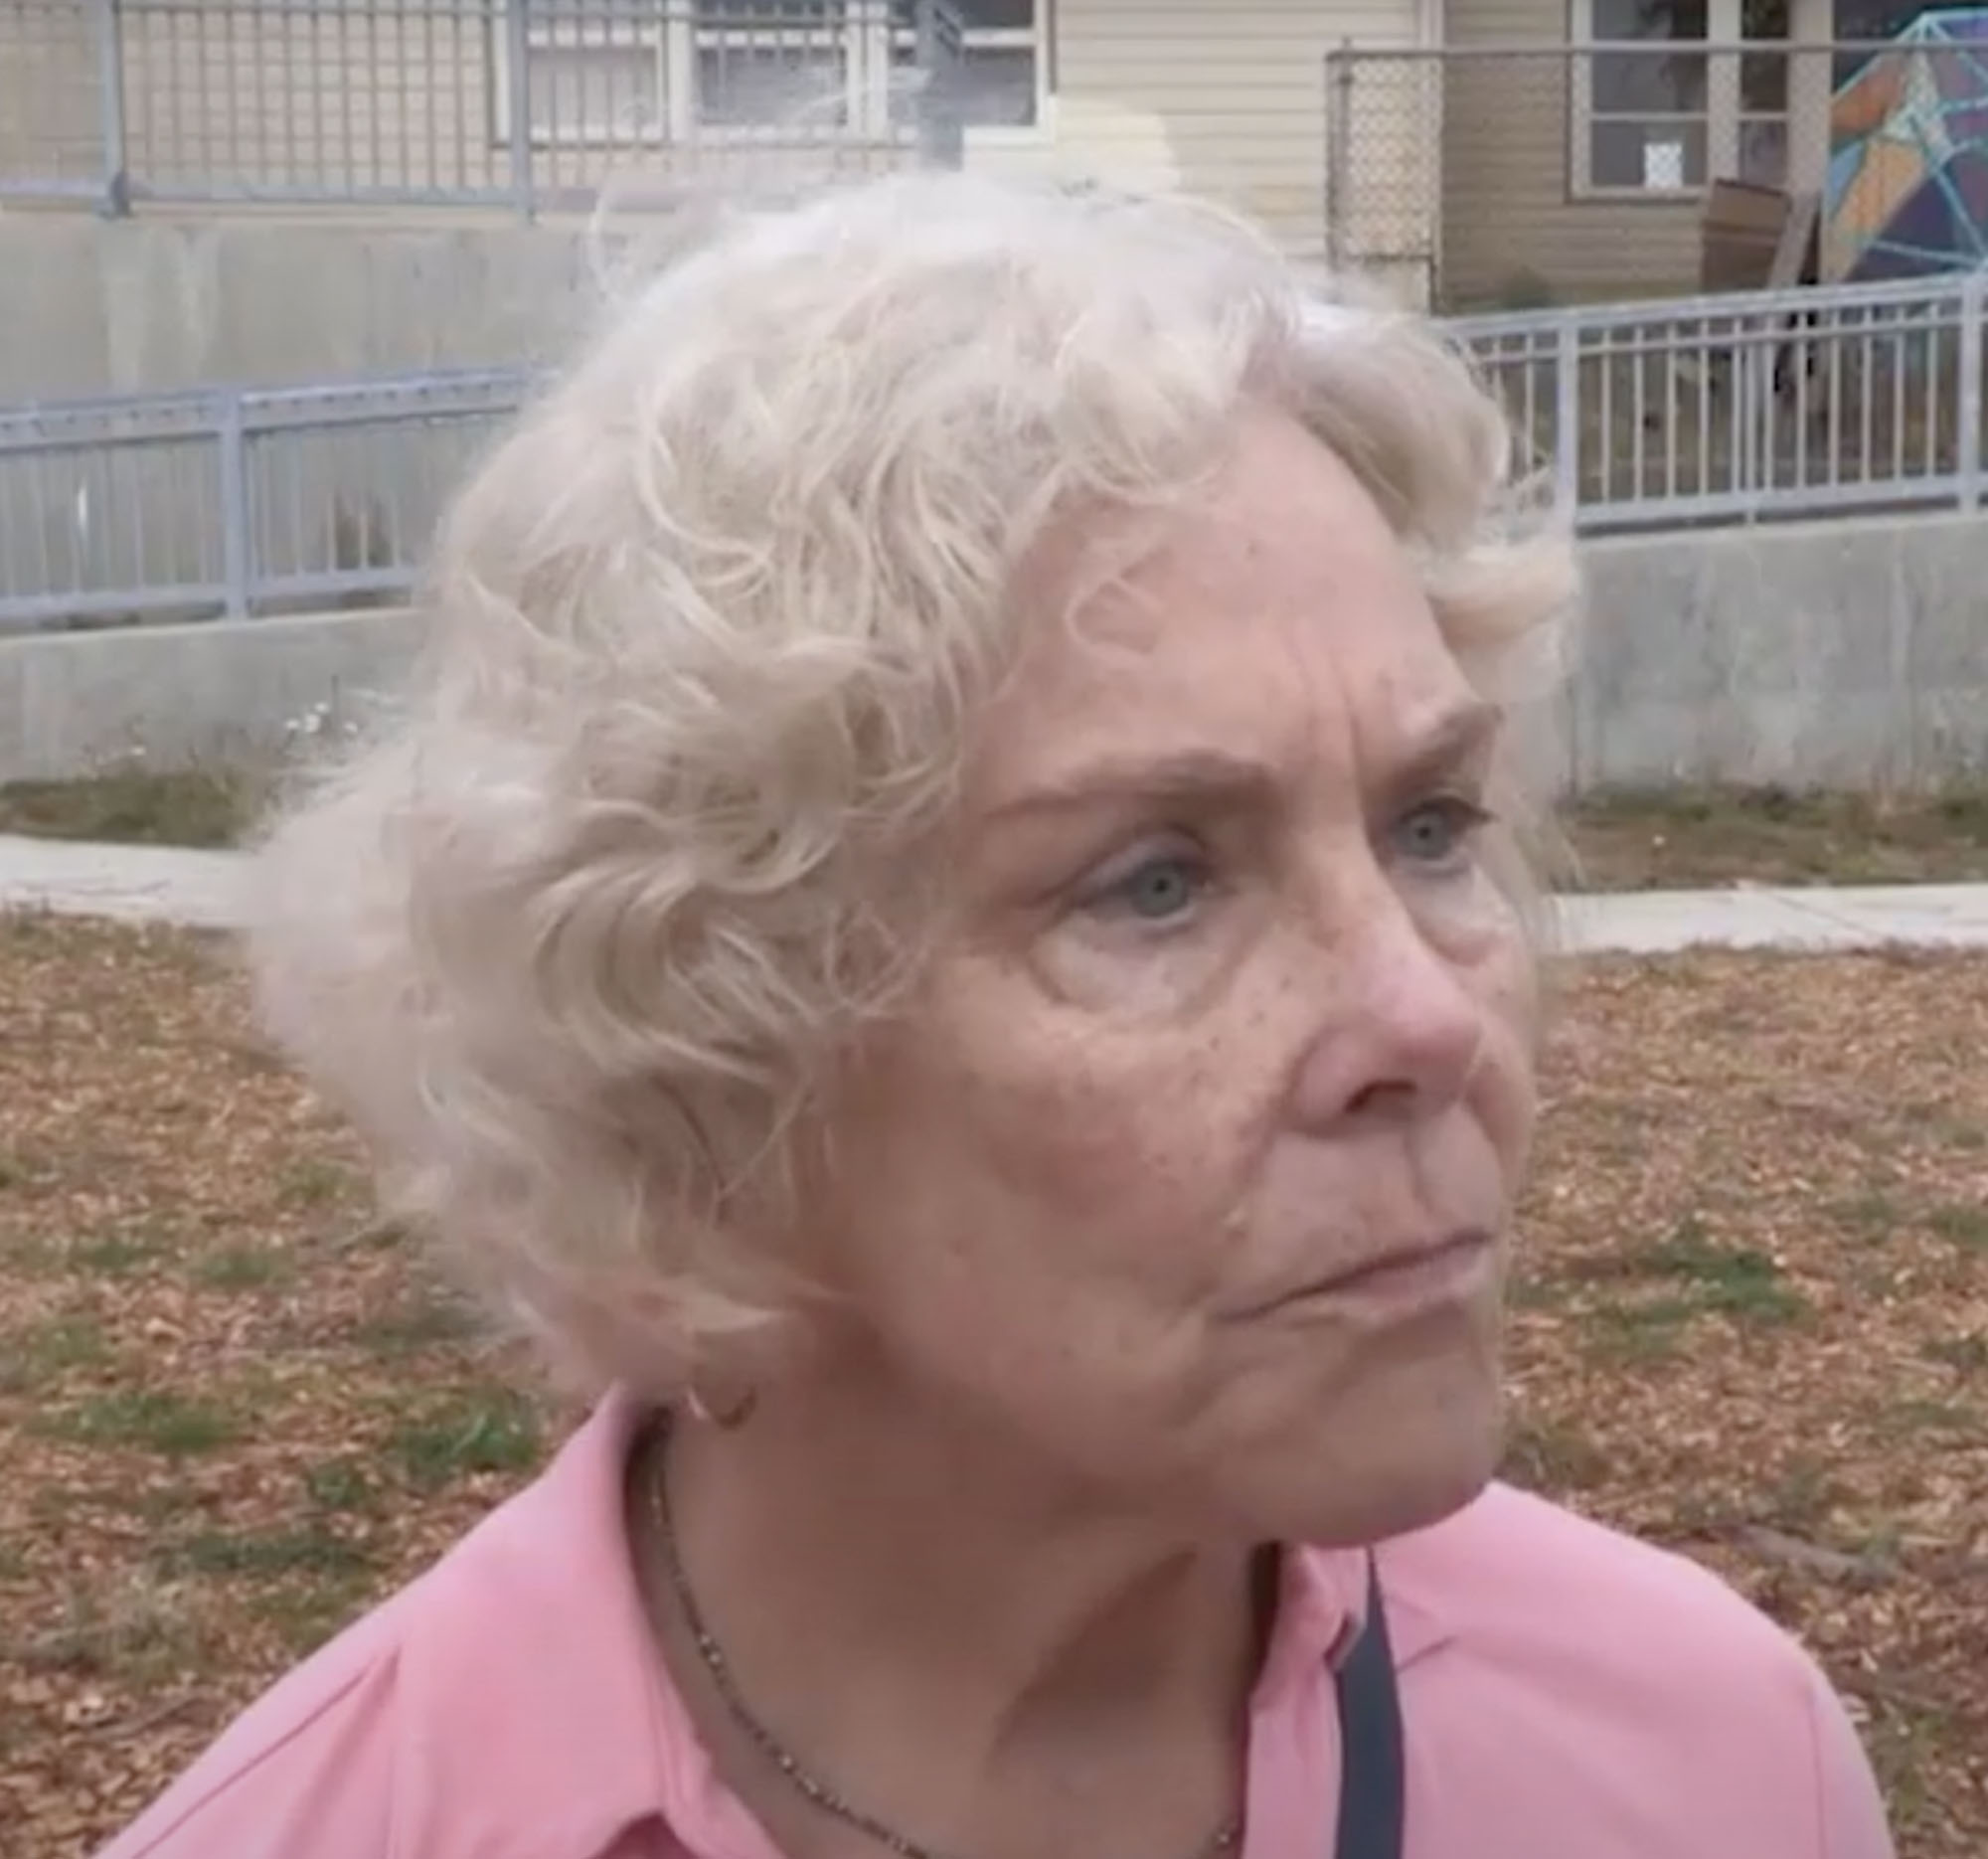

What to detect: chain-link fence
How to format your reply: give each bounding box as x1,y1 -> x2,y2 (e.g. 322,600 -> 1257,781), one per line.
1326,39 -> 1984,312
0,0 -> 965,215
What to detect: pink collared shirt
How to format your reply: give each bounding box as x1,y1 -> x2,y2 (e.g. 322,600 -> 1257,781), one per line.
95,1392 -> 1895,1859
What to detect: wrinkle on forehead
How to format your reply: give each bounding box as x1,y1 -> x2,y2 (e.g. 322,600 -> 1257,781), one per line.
969,411 -> 1483,818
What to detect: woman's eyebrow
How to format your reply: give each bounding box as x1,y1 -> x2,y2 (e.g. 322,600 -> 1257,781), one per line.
982,749 -> 1281,824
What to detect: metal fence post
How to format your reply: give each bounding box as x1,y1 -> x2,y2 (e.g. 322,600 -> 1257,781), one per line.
217,394 -> 251,619
913,0 -> 964,168
1553,316 -> 1580,522
1323,42 -> 1353,271
1960,271 -> 1984,511
506,0 -> 535,222
94,0 -> 130,217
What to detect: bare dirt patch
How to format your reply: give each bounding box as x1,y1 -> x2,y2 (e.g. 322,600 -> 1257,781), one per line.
1,916 -> 1984,1855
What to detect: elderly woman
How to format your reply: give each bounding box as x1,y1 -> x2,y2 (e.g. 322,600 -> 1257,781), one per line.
99,172 -> 1891,1859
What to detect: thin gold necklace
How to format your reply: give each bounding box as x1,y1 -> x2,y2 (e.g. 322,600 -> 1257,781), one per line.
649,1433 -> 1244,1859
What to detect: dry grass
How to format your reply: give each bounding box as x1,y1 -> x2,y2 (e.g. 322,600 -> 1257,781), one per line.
1,914 -> 1985,1855
1570,786 -> 1988,891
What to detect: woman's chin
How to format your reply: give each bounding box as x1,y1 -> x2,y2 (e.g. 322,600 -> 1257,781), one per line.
1235,1379 -> 1508,1550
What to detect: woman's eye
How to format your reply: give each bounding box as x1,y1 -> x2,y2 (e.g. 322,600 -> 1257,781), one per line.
1392,796 -> 1492,870
1084,848 -> 1213,925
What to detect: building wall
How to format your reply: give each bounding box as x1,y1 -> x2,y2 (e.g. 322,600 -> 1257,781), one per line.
1048,0 -> 1424,272
3,0 -> 1428,276
1434,0 -> 1844,308
1440,0 -> 1704,308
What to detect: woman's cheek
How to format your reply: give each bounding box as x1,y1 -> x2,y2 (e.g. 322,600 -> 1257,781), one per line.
1026,912 -> 1246,1021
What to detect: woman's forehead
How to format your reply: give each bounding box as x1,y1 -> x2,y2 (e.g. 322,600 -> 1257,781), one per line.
964,418 -> 1481,818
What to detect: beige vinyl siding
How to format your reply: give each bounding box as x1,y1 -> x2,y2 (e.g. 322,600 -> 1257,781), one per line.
971,0 -> 1431,303
1441,0 -> 1704,307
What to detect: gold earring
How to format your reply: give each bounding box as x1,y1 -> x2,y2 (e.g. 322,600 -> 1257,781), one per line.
683,1380 -> 756,1430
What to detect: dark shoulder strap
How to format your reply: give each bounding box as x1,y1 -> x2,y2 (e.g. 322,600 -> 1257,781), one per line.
1331,1555 -> 1406,1859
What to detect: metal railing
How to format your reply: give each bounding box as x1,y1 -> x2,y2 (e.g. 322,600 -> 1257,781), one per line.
0,0 -> 965,216
4,272 -> 1987,633
1324,38 -> 1988,312
1452,272 -> 1988,532
0,370 -> 529,629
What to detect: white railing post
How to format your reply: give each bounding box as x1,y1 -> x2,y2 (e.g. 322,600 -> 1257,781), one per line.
1959,270 -> 1983,511
94,0 -> 130,216
505,0 -> 535,221
1553,316 -> 1580,522
217,394 -> 251,619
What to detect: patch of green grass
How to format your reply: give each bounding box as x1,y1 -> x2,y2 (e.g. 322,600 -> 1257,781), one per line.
65,1229 -> 173,1276
1573,1215 -> 1810,1329
251,1576 -> 379,1660
0,765 -> 256,849
1925,1202 -> 1988,1253
1501,1416 -> 1610,1491
0,1313 -> 111,1387
1566,782 -> 1988,890
1863,1699 -> 1955,1829
349,1292 -> 480,1357
1924,1333 -> 1988,1374
1584,1294 -> 1701,1364
277,1159 -> 358,1211
1880,1399 -> 1979,1437
192,1245 -> 293,1291
385,1388 -> 544,1492
1506,1272 -> 1565,1311
125,1483 -> 205,1526
42,1388 -> 244,1458
156,1525 -> 375,1582
1825,1192 -> 1904,1241
12,1577 -> 207,1683
303,1458 -> 381,1516
1759,1455 -> 1852,1533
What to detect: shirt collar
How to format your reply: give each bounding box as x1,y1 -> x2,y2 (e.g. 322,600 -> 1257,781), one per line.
1256,1536 -> 1458,1708
400,1392 -> 1461,1859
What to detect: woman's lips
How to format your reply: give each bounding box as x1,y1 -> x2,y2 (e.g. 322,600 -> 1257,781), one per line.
1233,1228 -> 1497,1321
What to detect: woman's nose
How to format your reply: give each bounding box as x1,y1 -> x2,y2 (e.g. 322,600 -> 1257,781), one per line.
1284,899 -> 1488,1131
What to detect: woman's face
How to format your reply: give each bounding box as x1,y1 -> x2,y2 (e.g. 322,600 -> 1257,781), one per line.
815,411 -> 1539,1548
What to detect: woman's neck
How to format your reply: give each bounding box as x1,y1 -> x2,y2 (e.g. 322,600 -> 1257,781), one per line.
642,1356 -> 1264,1855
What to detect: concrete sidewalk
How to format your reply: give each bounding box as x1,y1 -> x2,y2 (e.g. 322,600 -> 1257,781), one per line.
5,833 -> 1988,955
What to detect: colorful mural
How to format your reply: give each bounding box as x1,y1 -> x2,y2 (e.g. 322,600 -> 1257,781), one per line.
1825,7 -> 1988,279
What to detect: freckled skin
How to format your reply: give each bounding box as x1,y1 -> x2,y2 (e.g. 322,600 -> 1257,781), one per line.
813,410 -> 1539,1551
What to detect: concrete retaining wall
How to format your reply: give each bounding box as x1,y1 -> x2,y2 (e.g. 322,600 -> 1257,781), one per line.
1570,512 -> 1988,792
1,606 -> 423,780
5,509 -> 1987,791
0,218 -> 602,400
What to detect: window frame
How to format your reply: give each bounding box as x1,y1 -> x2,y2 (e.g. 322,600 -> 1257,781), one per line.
491,0 -> 1051,154
1569,0 -> 1796,200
